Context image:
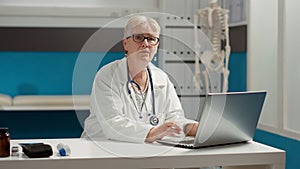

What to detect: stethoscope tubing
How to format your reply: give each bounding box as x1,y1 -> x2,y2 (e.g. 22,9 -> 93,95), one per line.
127,66 -> 156,116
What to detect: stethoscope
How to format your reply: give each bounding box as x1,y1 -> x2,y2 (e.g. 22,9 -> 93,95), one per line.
127,64 -> 159,126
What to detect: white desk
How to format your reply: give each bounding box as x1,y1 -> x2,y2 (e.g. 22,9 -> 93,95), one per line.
0,138 -> 285,169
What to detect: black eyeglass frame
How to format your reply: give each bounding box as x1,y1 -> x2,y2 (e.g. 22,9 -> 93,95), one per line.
126,34 -> 159,46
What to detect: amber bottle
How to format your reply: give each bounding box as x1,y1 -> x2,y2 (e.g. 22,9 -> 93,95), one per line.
0,128 -> 10,157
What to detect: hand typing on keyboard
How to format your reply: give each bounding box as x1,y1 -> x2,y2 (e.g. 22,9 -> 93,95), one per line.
145,121 -> 182,143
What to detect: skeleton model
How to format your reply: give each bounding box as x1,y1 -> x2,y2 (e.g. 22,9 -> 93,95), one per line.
194,0 -> 231,93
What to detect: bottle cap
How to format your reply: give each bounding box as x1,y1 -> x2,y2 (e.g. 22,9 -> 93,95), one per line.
0,128 -> 8,134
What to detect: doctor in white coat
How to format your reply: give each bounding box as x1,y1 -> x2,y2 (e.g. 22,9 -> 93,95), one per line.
82,15 -> 198,143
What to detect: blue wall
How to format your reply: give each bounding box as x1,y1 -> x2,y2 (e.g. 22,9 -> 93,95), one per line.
228,52 -> 247,92
0,110 -> 89,139
0,51 -> 125,96
254,129 -> 299,169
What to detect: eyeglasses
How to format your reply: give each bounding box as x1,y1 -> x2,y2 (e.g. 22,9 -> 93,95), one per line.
127,34 -> 159,46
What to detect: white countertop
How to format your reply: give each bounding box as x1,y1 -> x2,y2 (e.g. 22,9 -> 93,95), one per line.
0,138 -> 286,169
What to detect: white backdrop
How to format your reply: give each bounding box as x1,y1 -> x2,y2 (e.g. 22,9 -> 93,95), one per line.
0,0 -> 159,27
248,0 -> 300,140
283,0 -> 300,134
0,0 -> 158,7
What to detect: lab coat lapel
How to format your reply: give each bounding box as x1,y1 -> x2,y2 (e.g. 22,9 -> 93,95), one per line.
147,64 -> 167,116
144,81 -> 152,113
117,57 -> 128,86
148,64 -> 166,93
118,58 -> 140,113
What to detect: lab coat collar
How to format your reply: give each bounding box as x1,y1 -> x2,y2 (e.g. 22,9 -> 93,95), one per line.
118,57 -> 165,88
117,57 -> 129,85
147,64 -> 166,89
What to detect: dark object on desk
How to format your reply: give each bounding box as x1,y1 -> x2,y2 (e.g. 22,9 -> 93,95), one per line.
0,127 -> 10,157
21,143 -> 53,158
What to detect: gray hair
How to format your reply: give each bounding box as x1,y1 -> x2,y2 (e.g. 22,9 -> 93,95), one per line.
124,15 -> 160,38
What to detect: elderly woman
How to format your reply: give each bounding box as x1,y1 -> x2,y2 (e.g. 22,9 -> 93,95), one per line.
82,15 -> 198,143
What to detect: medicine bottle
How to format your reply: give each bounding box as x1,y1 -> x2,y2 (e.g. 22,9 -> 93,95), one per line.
0,128 -> 10,157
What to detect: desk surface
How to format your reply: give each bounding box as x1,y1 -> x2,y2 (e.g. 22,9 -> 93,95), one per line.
0,138 -> 285,169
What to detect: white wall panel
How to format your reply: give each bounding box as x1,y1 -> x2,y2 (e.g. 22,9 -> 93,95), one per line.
248,0 -> 279,128
0,0 -> 159,8
0,0 -> 159,27
283,0 -> 300,134
249,0 -> 300,140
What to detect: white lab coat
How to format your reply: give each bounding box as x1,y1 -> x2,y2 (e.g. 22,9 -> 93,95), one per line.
82,57 -> 195,143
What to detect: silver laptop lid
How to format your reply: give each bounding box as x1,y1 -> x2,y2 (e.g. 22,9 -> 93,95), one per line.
194,91 -> 267,147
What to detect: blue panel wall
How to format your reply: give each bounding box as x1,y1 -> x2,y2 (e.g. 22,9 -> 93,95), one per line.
0,52 -> 76,96
254,129 -> 299,169
0,110 -> 89,139
0,51 -> 124,139
0,51 -> 124,96
228,52 -> 247,92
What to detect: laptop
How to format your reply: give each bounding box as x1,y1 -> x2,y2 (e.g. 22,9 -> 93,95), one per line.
157,91 -> 267,148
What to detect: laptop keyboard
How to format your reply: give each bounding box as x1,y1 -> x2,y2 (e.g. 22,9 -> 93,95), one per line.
178,138 -> 195,144
161,136 -> 195,144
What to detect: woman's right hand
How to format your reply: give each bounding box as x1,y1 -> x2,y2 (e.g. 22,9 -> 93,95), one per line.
145,121 -> 182,143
